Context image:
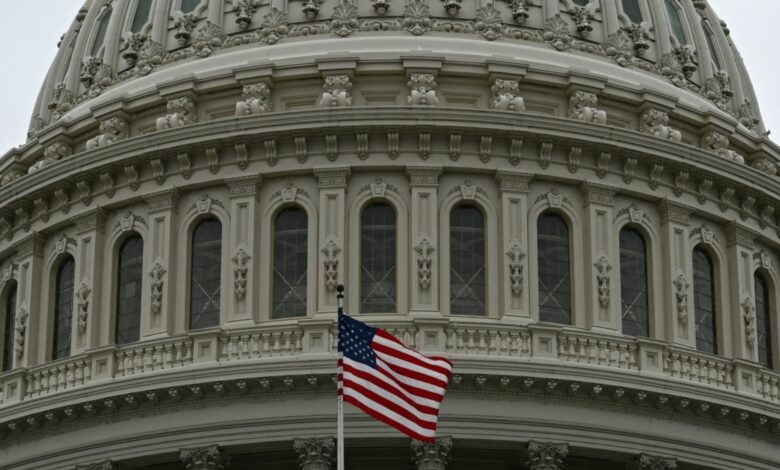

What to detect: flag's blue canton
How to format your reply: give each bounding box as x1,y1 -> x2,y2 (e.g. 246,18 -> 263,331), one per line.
338,309 -> 377,368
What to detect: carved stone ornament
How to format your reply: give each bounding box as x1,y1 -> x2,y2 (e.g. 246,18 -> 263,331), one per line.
623,22 -> 651,56
703,70 -> 733,111
293,437 -> 335,470
755,250 -> 772,270
302,0 -> 322,20
235,82 -> 272,116
570,4 -> 595,36
149,262 -> 166,316
408,73 -> 439,106
701,131 -> 744,164
568,91 -> 607,125
474,3 -> 503,41
49,82 -> 74,121
505,0 -> 533,23
322,239 -> 341,290
75,460 -> 117,470
441,0 -> 461,17
593,253 -> 611,307
86,116 -> 129,151
742,295 -> 756,348
319,75 -> 353,107
331,0 -> 359,37
403,0 -> 432,36
490,79 -> 525,111
76,282 -> 92,334
543,14 -> 572,51
415,237 -> 435,289
411,437 -> 452,470
546,189 -> 563,208
29,142 -> 72,174
506,242 -> 525,296
372,0 -> 390,15
121,31 -> 148,67
233,0 -> 259,30
737,100 -> 760,131
173,11 -> 199,46
232,248 -> 251,300
639,109 -> 681,143
628,453 -> 678,470
525,441 -> 568,470
155,96 -> 196,131
80,56 -> 115,98
192,21 -> 226,58
180,444 -> 228,470
258,7 -> 289,45
604,29 -> 635,67
14,307 -> 29,358
673,272 -> 690,326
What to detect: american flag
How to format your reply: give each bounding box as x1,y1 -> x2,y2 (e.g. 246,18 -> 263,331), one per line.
337,308 -> 453,442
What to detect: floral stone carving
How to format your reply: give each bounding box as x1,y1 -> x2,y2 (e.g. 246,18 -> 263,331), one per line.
331,0 -> 359,37
490,79 -> 525,111
149,263 -> 166,316
570,5 -> 595,36
258,8 -> 289,45
525,441 -> 568,470
319,75 -> 353,107
701,131 -> 745,164
737,100 -> 760,131
411,437 -> 452,470
77,282 -> 92,334
673,272 -> 689,325
293,437 -> 335,470
86,117 -> 129,151
408,73 -> 439,106
604,29 -> 635,67
156,97 -> 196,131
703,71 -> 733,111
742,296 -> 756,347
623,22 -> 650,56
121,32 -> 148,67
49,82 -> 74,121
173,11 -> 199,46
232,248 -> 251,300
543,14 -> 572,51
568,91 -> 606,125
403,0 -> 432,36
233,0 -> 259,30
322,240 -> 341,290
235,83 -> 271,116
180,445 -> 228,470
475,3 -> 503,41
80,56 -> 114,98
593,253 -> 611,307
639,109 -> 681,142
415,238 -> 435,289
14,307 -> 28,358
506,243 -> 525,296
192,21 -> 226,58
506,0 -> 533,24
629,453 -> 678,470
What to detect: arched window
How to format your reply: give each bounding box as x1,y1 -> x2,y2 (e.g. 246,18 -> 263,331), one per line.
702,20 -> 722,70
190,219 -> 221,329
692,247 -> 717,354
664,0 -> 687,45
179,0 -> 201,13
53,257 -> 76,360
90,7 -> 113,56
115,236 -> 143,345
450,205 -> 485,315
619,228 -> 649,337
2,283 -> 17,372
130,0 -> 154,33
621,0 -> 643,23
538,213 -> 571,324
273,208 -> 308,318
361,203 -> 397,313
755,272 -> 773,369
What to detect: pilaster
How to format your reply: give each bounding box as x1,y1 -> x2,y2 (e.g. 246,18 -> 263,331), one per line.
581,182 -> 618,332
496,171 -> 533,322
180,444 -> 229,470
411,437 -> 452,470
71,208 -> 107,354
293,437 -> 335,470
225,175 -> 261,325
13,233 -> 45,368
726,222 -> 757,361
144,189 -> 179,337
525,441 -> 569,470
315,167 -> 349,314
407,166 -> 443,315
659,199 -> 693,348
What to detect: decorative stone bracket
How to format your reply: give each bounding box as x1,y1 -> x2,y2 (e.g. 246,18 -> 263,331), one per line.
319,75 -> 353,107
490,79 -> 525,112
86,117 -> 129,151
155,96 -> 196,131
568,91 -> 607,125
408,73 -> 439,106
235,82 -> 271,116
639,109 -> 681,143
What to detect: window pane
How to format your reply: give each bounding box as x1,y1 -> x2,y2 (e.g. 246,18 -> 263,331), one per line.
90,8 -> 113,56
180,0 -> 200,13
361,203 -> 397,313
538,213 -> 571,324
2,284 -> 17,372
702,21 -> 722,70
693,248 -> 717,354
665,0 -> 687,45
273,208 -> 308,318
450,205 -> 485,315
53,257 -> 76,360
620,229 -> 649,337
621,0 -> 643,23
116,236 -> 143,345
190,219 -> 221,329
131,0 -> 153,33
755,273 -> 773,369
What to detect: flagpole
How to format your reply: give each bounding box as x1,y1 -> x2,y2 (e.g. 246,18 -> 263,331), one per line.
336,284 -> 345,470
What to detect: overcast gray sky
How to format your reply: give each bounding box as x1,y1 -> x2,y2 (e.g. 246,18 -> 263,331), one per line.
0,0 -> 776,153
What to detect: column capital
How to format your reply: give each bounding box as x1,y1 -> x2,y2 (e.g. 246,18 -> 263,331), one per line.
411,437 -> 452,470
14,232 -> 46,260
74,207 -> 108,235
726,221 -> 757,249
496,170 -> 533,193
525,441 -> 569,470
75,460 -> 116,470
406,165 -> 443,187
658,199 -> 691,225
180,444 -> 229,470
145,188 -> 180,213
628,453 -> 678,470
314,166 -> 351,188
225,174 -> 262,198
293,437 -> 335,470
580,181 -> 616,206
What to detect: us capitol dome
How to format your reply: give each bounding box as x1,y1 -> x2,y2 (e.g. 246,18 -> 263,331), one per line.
0,0 -> 778,468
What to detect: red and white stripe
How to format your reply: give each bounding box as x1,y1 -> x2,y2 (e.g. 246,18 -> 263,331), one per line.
338,329 -> 453,442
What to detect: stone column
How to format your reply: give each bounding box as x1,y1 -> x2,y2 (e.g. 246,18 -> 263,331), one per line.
101,0 -> 129,67
14,233 -> 45,369
497,171 -> 533,322
628,453 -> 678,470
71,209 -> 107,354
411,437 -> 452,470
293,437 -> 335,470
180,445 -> 229,469
647,0 -> 672,54
525,441 -> 569,470
65,0 -> 102,92
602,0 -> 621,35
726,223 -> 757,361
150,0 -> 170,43
314,167 -> 350,314
407,166 -> 443,314
75,460 -> 117,470
225,175 -> 261,325
143,189 -> 179,337
659,200 -> 693,347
